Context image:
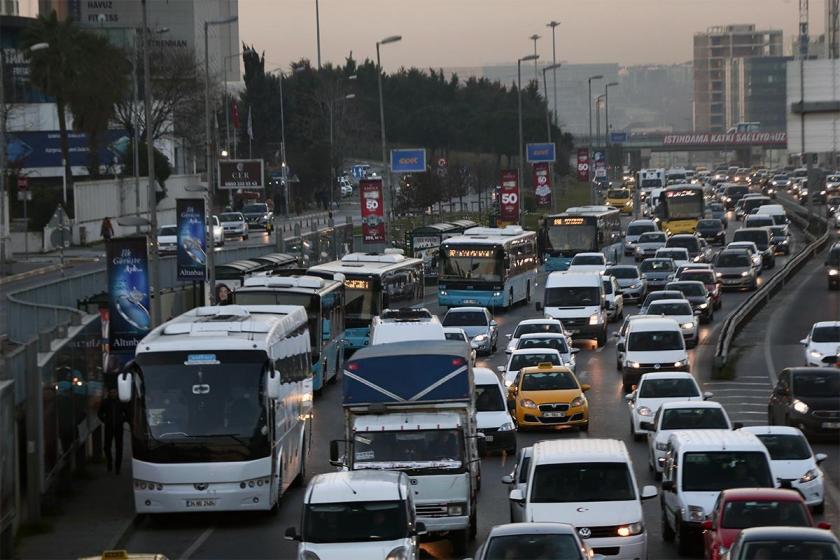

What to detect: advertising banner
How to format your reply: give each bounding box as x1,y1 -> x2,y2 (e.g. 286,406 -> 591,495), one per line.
532,162 -> 552,207
218,159 -> 264,189
662,131 -> 787,147
499,169 -> 520,223
526,142 -> 556,163
359,178 -> 385,243
576,149 -> 590,182
176,198 -> 207,281
390,149 -> 427,173
106,237 -> 151,356
593,150 -> 607,178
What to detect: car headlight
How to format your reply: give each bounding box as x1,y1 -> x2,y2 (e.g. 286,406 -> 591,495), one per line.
570,396 -> 585,408
829,269 -> 839,276
616,522 -> 645,537
520,398 -> 538,409
674,359 -> 688,367
799,468 -> 819,483
497,422 -> 515,432
439,290 -> 448,295
680,322 -> 694,330
637,405 -> 653,417
493,291 -> 502,297
741,271 -> 750,277
793,399 -> 810,414
698,303 -> 708,309
629,282 -> 642,289
687,505 -> 705,522
693,255 -> 704,262
716,272 -> 723,278
504,378 -> 514,388
447,502 -> 466,516
809,350 -> 824,360
628,361 -> 641,369
472,334 -> 489,343
589,313 -> 601,325
656,441 -> 669,451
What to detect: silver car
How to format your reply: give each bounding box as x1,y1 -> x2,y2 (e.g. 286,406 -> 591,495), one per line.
473,522 -> 594,560
634,231 -> 668,261
218,212 -> 249,240
714,249 -> 758,291
605,265 -> 647,303
639,257 -> 676,290
441,306 -> 498,355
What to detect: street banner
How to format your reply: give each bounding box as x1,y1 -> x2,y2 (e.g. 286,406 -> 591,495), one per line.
499,169 -> 520,223
576,149 -> 590,182
526,142 -> 556,163
106,237 -> 150,356
218,159 -> 264,189
176,198 -> 207,281
390,148 -> 427,173
359,178 -> 385,243
532,162 -> 552,207
594,150 -> 607,178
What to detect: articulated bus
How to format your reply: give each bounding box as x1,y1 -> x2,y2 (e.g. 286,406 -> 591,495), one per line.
233,275 -> 345,392
118,305 -> 312,513
658,185 -> 706,235
307,251 -> 424,353
438,225 -> 538,309
539,206 -> 623,271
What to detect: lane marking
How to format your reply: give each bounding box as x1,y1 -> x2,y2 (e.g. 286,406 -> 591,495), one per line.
180,526 -> 215,560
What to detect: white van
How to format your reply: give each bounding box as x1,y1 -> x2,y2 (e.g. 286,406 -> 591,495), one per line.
474,367 -> 516,455
659,430 -> 775,555
505,439 -> 657,560
286,470 -> 426,560
754,203 -> 788,225
369,308 -> 444,345
618,316 -> 689,392
537,271 -> 608,347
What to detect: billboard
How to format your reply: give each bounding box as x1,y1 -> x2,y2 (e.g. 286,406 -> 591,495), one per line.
532,162 -> 552,207
499,169 -> 520,223
5,129 -> 128,169
106,237 -> 151,356
359,178 -> 385,243
390,149 -> 427,173
218,159 -> 264,189
176,198 -> 207,281
662,132 -> 787,147
526,143 -> 556,163
576,149 -> 590,182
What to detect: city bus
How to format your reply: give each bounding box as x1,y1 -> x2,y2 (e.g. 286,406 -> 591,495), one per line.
658,185 -> 706,235
539,206 -> 623,271
117,304 -> 312,513
437,225 -> 538,309
233,275 -> 345,393
307,251 -> 424,354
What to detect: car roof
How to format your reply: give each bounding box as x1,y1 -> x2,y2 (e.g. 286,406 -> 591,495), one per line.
813,321 -> 840,329
518,332 -> 567,340
474,367 -> 502,385
668,281 -> 706,287
645,290 -> 684,299
660,400 -> 724,410
533,438 -> 630,464
639,372 -> 697,381
520,364 -> 575,376
510,348 -> 562,357
446,306 -> 488,314
307,471 -> 405,503
626,316 -> 682,331
516,318 -> 563,327
629,219 -> 656,225
741,425 -> 807,438
670,234 -> 699,239
719,487 -> 805,502
738,526 -> 839,542
487,522 -> 579,537
606,264 -> 639,270
648,299 -> 692,307
572,252 -> 605,259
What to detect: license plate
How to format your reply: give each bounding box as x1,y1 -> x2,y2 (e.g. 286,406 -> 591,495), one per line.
463,299 -> 477,304
185,499 -> 217,508
485,435 -> 494,442
543,412 -> 566,418
822,422 -> 840,429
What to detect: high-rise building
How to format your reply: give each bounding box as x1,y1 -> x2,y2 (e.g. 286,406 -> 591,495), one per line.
1,0 -> 18,15
726,56 -> 791,131
693,24 -> 783,132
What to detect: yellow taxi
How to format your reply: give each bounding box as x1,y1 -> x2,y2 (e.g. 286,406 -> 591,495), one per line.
606,187 -> 634,214
508,363 -> 590,430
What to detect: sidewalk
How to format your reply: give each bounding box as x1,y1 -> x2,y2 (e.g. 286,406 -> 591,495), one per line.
14,430 -> 136,559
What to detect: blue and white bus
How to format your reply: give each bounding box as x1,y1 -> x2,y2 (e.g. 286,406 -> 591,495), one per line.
438,226 -> 538,309
307,251 -> 424,354
233,275 -> 345,393
539,205 -> 623,271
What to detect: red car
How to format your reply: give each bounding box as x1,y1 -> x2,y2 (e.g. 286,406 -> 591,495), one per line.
702,488 -> 830,560
679,269 -> 722,310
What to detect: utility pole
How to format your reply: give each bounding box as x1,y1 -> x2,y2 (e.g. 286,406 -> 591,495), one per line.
546,21 -> 560,128
315,0 -> 322,69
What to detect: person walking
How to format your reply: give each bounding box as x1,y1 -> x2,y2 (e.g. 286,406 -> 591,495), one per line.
100,216 -> 114,242
98,380 -> 128,474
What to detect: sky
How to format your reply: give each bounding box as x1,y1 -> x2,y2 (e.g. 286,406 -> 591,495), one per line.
235,0 -> 825,71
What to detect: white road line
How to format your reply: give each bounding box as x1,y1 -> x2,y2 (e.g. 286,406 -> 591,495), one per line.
704,381 -> 769,386
731,411 -> 768,415
180,526 -> 215,560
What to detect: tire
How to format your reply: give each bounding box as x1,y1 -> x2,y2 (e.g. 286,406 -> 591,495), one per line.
451,529 -> 470,556
469,509 -> 477,540
662,507 -> 676,542
676,519 -> 693,556
813,501 -> 825,515
579,422 -> 589,432
243,234 -> 249,241
597,328 -> 607,348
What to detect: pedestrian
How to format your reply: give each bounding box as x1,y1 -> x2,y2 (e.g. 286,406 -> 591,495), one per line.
98,378 -> 128,474
100,216 -> 114,242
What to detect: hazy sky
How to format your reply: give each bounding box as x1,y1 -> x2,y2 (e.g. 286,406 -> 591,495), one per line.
238,0 -> 824,71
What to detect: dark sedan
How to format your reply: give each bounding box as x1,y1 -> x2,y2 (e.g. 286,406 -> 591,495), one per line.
696,218 -> 727,245
769,367 -> 840,437
678,268 -> 722,310
666,280 -> 714,323
723,526 -> 840,560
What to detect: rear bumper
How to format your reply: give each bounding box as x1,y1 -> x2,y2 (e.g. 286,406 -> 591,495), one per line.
438,290 -> 507,308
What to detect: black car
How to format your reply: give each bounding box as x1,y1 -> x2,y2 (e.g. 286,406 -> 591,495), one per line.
723,185 -> 750,209
768,367 -> 840,437
241,202 -> 274,232
665,280 -> 713,323
769,225 -> 791,255
828,242 -> 840,290
696,218 -> 727,245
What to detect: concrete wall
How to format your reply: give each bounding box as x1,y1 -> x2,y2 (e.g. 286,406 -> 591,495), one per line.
787,59 -> 840,155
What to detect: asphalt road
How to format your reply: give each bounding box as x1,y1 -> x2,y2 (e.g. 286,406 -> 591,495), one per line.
110,211 -> 839,560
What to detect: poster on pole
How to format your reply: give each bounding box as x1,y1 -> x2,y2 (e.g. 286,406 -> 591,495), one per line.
532,162 -> 552,207
106,237 -> 151,356
576,149 -> 590,182
176,198 -> 207,281
359,178 -> 385,244
499,169 -> 520,224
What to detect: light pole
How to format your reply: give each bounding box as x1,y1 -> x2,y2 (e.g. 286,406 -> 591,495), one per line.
315,0 -> 322,69
587,74 -> 603,202
604,81 -> 618,181
518,53 -> 540,216
546,21 -> 560,128
329,84 -> 356,212
529,34 -> 540,83
376,34 -> 402,243
223,50 -> 243,157
541,63 -> 562,142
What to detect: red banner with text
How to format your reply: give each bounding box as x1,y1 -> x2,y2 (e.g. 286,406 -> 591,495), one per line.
532,162 -> 551,207
359,178 -> 385,243
576,148 -> 590,182
499,169 -> 520,224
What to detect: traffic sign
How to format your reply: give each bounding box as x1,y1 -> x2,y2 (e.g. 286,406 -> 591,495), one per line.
526,143 -> 556,163
390,149 -> 427,173
610,132 -> 628,144
17,177 -> 28,191
437,157 -> 448,168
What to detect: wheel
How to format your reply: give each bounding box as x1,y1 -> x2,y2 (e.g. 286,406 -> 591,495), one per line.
597,328 -> 607,348
676,519 -> 693,556
469,509 -> 477,540
617,360 -> 623,371
243,234 -> 249,241
813,501 -> 825,515
579,422 -> 589,432
451,529 -> 470,556
662,507 -> 675,542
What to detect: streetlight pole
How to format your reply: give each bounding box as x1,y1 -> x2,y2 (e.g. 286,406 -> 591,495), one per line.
529,34 -> 540,84
376,34 -> 402,244
546,21 -> 560,128
315,0 -> 322,69
329,93 -> 355,212
542,63 -> 562,142
518,53 -> 539,219
605,81 -> 618,182
587,75 -> 603,203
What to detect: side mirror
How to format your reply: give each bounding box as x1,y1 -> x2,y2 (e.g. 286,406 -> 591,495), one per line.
117,372 -> 133,403
508,488 -> 525,504
617,343 -> 625,353
535,301 -> 543,311
661,480 -> 675,492
639,421 -> 654,432
800,338 -> 809,345
414,521 -> 428,536
816,452 -> 828,464
702,520 -> 713,531
267,369 -> 281,400
506,333 -> 513,340
624,393 -> 634,402
641,485 -> 658,500
329,440 -> 344,467
284,527 -> 301,542
818,522 -> 832,530
703,391 -> 714,400
501,474 -> 515,484
580,383 -> 591,392
497,366 -> 505,373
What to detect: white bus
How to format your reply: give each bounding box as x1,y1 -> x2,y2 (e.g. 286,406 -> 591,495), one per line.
117,304 -> 312,513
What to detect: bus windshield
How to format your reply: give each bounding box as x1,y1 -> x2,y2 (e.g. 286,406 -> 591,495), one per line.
546,225 -> 597,253
343,280 -> 379,327
440,246 -> 503,282
662,190 -> 704,220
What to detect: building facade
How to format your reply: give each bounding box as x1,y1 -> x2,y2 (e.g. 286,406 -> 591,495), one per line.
726,55 -> 790,132
693,24 -> 783,132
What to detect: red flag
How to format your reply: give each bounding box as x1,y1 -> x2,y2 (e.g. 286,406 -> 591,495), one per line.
231,101 -> 240,129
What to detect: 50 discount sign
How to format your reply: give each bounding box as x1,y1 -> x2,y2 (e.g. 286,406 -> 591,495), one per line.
359,178 -> 385,243
499,169 -> 520,223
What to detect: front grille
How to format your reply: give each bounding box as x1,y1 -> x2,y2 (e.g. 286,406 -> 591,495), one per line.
592,547 -> 620,556
415,503 -> 448,517
720,274 -> 744,280
539,403 -> 570,412
579,525 -> 623,539
563,318 -> 588,327
524,413 -> 584,424
813,410 -> 840,419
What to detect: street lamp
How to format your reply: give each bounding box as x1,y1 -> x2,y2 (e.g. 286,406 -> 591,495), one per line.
529,34 -> 541,83
541,63 -> 562,142
604,81 -> 619,182
376,34 -> 402,243
518,53 -> 539,217
185,185 -> 216,304
587,75 -> 604,203
546,21 -> 560,128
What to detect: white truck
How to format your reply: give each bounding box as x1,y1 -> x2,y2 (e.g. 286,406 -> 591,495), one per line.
330,340 -> 481,555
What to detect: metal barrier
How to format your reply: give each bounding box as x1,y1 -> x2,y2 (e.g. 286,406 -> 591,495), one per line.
714,199 -> 831,372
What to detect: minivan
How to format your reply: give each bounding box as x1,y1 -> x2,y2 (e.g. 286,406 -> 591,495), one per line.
732,228 -> 775,269
538,272 -> 608,347
618,316 -> 689,392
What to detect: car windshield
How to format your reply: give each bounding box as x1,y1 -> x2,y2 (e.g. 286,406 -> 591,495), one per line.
484,534 -> 584,560
627,330 -> 684,351
514,323 -> 563,337
709,203 -> 724,212
530,462 -> 636,503
303,501 -> 407,543
608,189 -> 630,198
755,434 -> 812,461
681,451 -> 774,492
627,224 -> 655,236
219,213 -> 241,221
353,429 -> 464,468
661,407 -> 729,429
812,326 -> 840,343
639,378 -> 700,398
544,287 -> 600,307
641,260 -> 674,273
658,250 -> 687,260
793,372 -> 840,398
571,255 -> 604,266
741,541 -> 840,560
774,175 -> 789,180
734,231 -> 769,249
510,353 -> 562,371
721,500 -> 810,530
717,253 -> 750,267
668,238 -> 699,251
648,302 -> 692,316
698,220 -> 722,230
746,217 -> 774,227
521,371 -> 578,391
770,226 -> 787,236
159,226 -> 177,236
682,271 -> 716,284
242,204 -> 267,213
606,267 -> 639,279
443,311 -> 487,327
672,283 -> 705,297
517,337 -> 569,354
475,384 -> 505,412
639,233 -> 667,244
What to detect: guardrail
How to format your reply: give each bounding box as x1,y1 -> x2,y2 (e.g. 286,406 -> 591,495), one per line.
714,198 -> 831,372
